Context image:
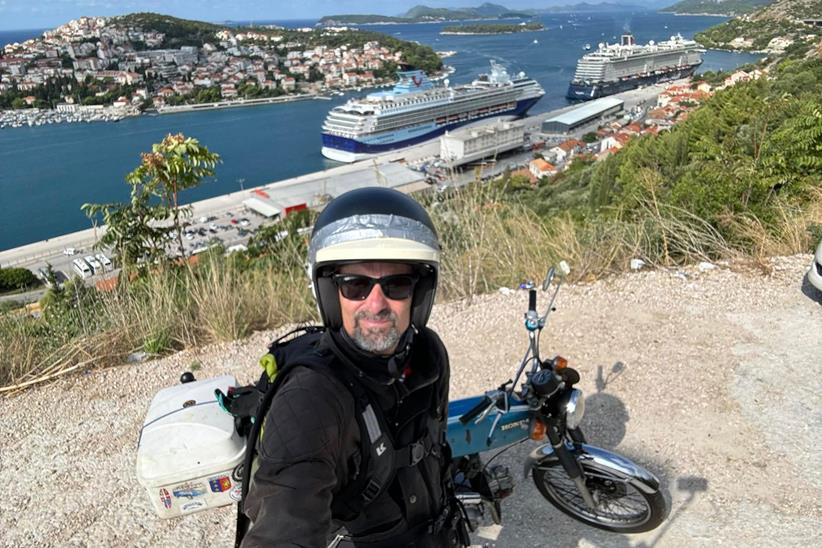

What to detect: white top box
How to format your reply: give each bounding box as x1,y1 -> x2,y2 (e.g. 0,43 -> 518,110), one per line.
136,375 -> 247,518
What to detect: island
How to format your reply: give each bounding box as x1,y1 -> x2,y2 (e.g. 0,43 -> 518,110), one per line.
440,23 -> 544,35
319,3 -> 531,25
0,12 -> 444,127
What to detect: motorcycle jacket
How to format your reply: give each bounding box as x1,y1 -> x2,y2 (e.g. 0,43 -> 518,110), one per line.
240,326 -> 464,548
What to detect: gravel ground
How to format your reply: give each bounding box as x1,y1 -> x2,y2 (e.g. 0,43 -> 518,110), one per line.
1,255 -> 820,547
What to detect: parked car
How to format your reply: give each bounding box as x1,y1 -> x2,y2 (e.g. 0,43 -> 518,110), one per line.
808,240 -> 822,294
63,247 -> 76,256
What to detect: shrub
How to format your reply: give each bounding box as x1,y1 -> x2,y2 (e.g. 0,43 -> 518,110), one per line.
0,268 -> 39,292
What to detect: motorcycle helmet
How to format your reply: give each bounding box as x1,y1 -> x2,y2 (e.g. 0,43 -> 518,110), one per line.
307,187 -> 440,330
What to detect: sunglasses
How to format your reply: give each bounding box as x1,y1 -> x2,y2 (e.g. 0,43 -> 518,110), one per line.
332,273 -> 419,301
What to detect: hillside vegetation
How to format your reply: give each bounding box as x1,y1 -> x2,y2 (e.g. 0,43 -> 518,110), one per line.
113,13 -> 223,47
661,0 -> 774,16
695,0 -> 822,52
498,55 -> 821,259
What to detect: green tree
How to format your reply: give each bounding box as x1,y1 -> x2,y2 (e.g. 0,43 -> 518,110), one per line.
82,133 -> 219,270
0,268 -> 39,291
81,177 -> 173,272
125,134 -> 221,259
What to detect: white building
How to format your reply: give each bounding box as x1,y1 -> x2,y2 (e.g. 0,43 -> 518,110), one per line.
440,120 -> 526,168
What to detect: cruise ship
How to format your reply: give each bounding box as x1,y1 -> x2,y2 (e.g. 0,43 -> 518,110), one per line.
567,34 -> 704,101
321,62 -> 545,163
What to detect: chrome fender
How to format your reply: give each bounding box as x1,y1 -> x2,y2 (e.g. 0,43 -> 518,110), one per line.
523,443 -> 660,495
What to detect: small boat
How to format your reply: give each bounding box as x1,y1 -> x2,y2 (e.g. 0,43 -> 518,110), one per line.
533,39 -> 539,44
584,43 -> 591,50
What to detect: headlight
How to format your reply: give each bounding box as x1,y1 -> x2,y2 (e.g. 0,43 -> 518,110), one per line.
564,389 -> 585,430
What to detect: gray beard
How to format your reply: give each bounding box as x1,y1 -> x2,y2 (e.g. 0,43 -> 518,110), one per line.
351,309 -> 401,355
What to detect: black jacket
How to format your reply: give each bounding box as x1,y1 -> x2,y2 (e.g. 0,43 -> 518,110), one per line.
241,327 -> 453,548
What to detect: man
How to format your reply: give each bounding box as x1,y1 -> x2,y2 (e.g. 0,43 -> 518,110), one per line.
240,187 -> 467,547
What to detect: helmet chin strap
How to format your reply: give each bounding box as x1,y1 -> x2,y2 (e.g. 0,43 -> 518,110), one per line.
386,324 -> 418,379
334,325 -> 419,384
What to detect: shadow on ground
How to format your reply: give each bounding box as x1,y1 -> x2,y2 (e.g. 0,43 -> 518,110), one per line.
801,273 -> 822,305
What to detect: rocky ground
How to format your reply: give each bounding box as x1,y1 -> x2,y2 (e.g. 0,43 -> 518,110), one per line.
1,255 -> 820,547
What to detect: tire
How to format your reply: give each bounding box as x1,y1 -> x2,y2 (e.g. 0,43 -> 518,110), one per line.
533,459 -> 667,533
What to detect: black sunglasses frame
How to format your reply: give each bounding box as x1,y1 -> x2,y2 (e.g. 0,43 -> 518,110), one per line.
332,273 -> 420,301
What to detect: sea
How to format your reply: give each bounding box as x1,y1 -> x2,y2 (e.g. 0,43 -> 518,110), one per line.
0,12 -> 761,251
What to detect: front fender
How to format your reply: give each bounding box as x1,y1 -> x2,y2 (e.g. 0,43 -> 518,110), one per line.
523,442 -> 660,495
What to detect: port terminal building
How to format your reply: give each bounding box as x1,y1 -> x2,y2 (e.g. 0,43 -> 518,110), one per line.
242,162 -> 427,218
440,120 -> 526,168
541,97 -> 624,134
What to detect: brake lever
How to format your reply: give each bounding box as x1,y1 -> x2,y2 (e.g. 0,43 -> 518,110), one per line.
474,392 -> 502,424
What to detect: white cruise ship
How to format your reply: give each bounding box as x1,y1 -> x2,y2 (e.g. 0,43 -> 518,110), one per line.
567,34 -> 704,101
321,62 -> 544,163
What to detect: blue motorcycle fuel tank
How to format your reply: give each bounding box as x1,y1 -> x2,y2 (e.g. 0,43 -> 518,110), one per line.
447,396 -> 533,458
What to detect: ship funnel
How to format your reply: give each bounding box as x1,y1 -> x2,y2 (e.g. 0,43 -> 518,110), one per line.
621,34 -> 635,46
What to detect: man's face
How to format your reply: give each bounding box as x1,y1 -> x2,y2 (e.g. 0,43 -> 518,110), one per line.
337,261 -> 413,356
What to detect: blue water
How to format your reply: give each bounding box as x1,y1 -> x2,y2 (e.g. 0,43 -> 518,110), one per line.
0,28 -> 47,47
0,12 -> 761,251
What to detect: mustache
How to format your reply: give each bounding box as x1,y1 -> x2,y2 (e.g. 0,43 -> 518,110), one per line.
355,308 -> 396,323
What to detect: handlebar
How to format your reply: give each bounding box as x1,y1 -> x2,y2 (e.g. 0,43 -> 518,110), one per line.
528,289 -> 537,312
459,395 -> 493,424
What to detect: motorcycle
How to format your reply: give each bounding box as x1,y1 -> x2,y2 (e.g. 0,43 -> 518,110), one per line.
446,262 -> 667,534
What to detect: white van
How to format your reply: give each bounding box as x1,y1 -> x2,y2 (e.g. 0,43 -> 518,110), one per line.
72,258 -> 93,279
84,255 -> 103,275
96,253 -> 113,271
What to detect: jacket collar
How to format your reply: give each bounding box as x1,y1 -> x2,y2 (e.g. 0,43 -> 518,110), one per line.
322,327 -> 440,396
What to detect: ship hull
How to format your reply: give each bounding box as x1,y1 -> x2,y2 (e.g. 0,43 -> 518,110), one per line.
321,96 -> 541,163
566,64 -> 700,101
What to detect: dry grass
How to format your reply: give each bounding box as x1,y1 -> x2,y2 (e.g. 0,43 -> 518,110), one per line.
2,185 -> 819,392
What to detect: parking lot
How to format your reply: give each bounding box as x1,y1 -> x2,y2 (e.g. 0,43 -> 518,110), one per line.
10,206 -> 270,300
175,208 -> 267,257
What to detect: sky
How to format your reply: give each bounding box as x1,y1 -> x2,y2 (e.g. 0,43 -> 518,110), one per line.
0,0 -> 667,31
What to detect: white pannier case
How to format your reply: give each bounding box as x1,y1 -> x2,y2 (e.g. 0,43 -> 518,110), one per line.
136,375 -> 246,518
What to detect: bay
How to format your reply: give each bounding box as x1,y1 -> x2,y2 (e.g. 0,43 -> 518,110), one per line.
0,12 -> 761,251
0,28 -> 47,48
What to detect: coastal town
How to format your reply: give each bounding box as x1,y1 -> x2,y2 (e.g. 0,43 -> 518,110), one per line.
0,15 -> 430,127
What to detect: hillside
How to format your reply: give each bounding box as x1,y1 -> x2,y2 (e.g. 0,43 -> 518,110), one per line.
694,0 -> 822,52
0,12 -> 444,111
528,2 -> 651,13
661,0 -> 774,15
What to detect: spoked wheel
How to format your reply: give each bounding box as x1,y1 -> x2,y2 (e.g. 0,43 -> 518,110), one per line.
533,460 -> 667,533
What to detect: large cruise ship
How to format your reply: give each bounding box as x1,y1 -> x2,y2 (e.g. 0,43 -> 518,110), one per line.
567,34 -> 704,101
321,62 -> 544,163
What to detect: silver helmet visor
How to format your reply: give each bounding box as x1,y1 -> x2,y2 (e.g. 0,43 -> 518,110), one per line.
309,213 -> 440,267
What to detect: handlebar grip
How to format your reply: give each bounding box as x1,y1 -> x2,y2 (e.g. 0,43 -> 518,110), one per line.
528,289 -> 537,312
459,396 -> 493,425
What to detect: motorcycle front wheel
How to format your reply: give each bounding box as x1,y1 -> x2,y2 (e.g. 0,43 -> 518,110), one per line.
533,459 -> 667,533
